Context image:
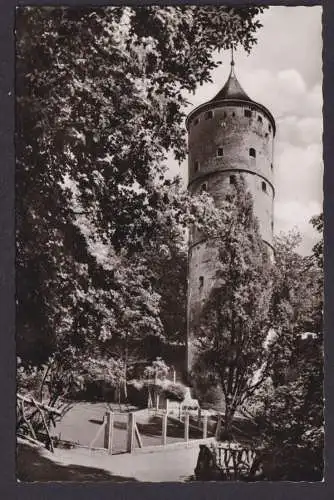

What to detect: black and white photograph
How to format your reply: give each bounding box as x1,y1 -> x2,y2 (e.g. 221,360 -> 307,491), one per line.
15,5 -> 323,482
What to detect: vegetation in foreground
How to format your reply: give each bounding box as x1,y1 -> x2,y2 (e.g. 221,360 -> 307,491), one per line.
16,6 -> 323,481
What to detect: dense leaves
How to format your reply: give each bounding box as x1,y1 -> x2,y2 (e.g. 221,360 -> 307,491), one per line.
250,221 -> 324,480
191,178 -> 272,432
16,6 -> 265,377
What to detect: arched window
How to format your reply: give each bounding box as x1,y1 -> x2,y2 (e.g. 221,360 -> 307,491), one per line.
199,276 -> 204,288
194,160 -> 200,172
249,148 -> 256,158
257,115 -> 263,123
230,175 -> 236,185
244,109 -> 252,118
262,181 -> 267,192
217,147 -> 224,157
205,110 -> 213,120
200,183 -> 207,193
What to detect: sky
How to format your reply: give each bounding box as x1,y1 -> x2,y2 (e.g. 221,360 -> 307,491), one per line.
167,6 -> 323,255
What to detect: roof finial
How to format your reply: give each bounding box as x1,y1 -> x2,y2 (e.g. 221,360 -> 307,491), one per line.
230,44 -> 235,76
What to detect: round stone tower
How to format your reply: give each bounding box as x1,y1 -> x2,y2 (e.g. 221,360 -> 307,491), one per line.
186,59 -> 276,374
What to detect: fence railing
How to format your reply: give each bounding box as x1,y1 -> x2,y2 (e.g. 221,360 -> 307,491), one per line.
89,405 -> 215,455
195,442 -> 258,481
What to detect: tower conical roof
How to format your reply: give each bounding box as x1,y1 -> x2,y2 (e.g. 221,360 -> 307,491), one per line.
186,52 -> 276,136
211,60 -> 252,102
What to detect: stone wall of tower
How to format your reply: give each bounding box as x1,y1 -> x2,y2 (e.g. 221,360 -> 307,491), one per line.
186,100 -> 275,373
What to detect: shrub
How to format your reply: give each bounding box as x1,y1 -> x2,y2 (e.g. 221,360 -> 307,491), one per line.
162,382 -> 187,402
127,380 -> 149,408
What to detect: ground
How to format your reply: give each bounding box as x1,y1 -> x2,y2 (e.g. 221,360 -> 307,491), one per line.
52,402 -> 204,452
18,400 -> 254,482
17,440 -> 199,482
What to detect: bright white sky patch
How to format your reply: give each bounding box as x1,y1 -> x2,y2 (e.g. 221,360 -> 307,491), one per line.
167,6 -> 323,255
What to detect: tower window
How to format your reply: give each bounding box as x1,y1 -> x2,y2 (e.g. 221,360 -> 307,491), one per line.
262,181 -> 267,192
194,160 -> 200,172
232,112 -> 236,117
205,110 -> 213,120
249,148 -> 256,158
200,183 -> 208,193
223,111 -> 227,118
265,132 -> 269,138
199,276 -> 204,288
217,147 -> 224,157
269,124 -> 272,132
257,115 -> 263,123
230,175 -> 236,185
271,220 -> 274,231
244,109 -> 252,118
271,163 -> 273,171
194,118 -> 199,126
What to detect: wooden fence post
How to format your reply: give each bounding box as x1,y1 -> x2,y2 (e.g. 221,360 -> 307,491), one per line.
184,411 -> 189,443
134,422 -> 143,449
165,398 -> 169,414
197,407 -> 201,424
202,413 -> 208,439
103,411 -> 114,454
215,413 -> 222,440
162,410 -> 168,446
126,412 -> 136,453
156,393 -> 160,411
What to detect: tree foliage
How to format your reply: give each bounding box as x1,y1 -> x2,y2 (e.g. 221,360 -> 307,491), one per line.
16,6 -> 266,382
251,220 -> 324,480
191,178 -> 272,432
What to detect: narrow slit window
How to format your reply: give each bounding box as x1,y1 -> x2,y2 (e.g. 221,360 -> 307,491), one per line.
271,220 -> 274,231
249,148 -> 256,158
262,181 -> 267,192
244,109 -> 252,118
271,163 -> 273,171
217,147 -> 224,157
199,276 -> 204,288
269,124 -> 272,132
194,160 -> 200,172
230,175 -> 236,185
205,110 -> 213,120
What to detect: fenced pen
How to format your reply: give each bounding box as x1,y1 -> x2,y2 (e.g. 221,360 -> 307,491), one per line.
18,392 -> 253,456
17,393 -> 266,480
83,405 -> 217,455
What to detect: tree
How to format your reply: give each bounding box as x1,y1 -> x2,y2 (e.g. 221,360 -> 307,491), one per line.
16,6 -> 266,384
310,213 -> 323,270
191,178 -> 272,435
268,230 -> 322,385
250,220 -> 324,480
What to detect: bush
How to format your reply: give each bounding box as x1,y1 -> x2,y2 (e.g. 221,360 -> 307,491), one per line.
127,380 -> 149,408
162,382 -> 187,402
17,360 -> 46,399
70,380 -> 116,402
